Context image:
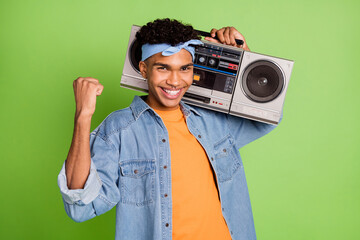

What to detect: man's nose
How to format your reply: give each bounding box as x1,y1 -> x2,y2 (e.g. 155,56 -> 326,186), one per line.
166,71 -> 181,88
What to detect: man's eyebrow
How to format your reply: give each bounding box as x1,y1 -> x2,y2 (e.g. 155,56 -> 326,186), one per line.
181,63 -> 194,68
153,62 -> 170,68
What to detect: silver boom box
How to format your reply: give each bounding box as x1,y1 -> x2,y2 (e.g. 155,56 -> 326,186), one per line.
121,25 -> 294,125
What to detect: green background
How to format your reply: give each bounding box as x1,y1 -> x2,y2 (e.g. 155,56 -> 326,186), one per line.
1,0 -> 359,239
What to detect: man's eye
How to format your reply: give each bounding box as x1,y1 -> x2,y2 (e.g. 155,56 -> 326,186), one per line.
181,66 -> 192,71
157,67 -> 167,70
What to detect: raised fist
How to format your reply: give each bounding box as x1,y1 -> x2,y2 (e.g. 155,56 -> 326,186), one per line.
73,77 -> 104,118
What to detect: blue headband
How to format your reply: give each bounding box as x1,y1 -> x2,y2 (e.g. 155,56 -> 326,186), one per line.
141,39 -> 203,61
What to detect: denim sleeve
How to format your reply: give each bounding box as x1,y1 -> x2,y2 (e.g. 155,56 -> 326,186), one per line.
57,160 -> 102,205
227,114 -> 283,149
57,133 -> 120,223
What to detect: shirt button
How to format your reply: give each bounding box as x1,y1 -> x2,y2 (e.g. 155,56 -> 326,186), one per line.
162,139 -> 166,143
164,194 -> 168,197
223,149 -> 227,152
134,169 -> 138,174
198,135 -> 201,138
211,157 -> 214,161
163,165 -> 167,169
165,223 -> 169,227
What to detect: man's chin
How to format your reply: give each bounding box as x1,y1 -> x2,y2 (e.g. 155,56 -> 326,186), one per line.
160,100 -> 182,110
148,89 -> 187,110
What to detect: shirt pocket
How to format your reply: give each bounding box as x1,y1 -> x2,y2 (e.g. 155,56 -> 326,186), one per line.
213,135 -> 242,182
119,159 -> 155,206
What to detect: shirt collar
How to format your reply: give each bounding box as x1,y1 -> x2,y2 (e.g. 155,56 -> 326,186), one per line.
179,100 -> 202,118
130,95 -> 202,119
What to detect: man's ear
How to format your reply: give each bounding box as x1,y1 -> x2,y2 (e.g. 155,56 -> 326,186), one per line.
139,61 -> 147,79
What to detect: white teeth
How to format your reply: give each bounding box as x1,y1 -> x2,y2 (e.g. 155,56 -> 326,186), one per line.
163,88 -> 180,96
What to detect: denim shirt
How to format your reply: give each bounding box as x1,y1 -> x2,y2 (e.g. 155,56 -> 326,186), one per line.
58,95 -> 278,240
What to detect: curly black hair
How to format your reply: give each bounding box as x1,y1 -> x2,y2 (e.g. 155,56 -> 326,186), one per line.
136,18 -> 200,46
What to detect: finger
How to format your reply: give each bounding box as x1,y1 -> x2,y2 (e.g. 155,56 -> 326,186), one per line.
216,28 -> 226,44
229,27 -> 244,39
96,84 -> 104,96
83,77 -> 99,84
74,77 -> 83,86
75,78 -> 101,95
223,27 -> 231,45
204,36 -> 220,44
229,27 -> 248,49
86,81 -> 100,92
229,27 -> 237,46
210,28 -> 218,38
73,80 -> 78,97
73,77 -> 99,88
73,77 -> 85,94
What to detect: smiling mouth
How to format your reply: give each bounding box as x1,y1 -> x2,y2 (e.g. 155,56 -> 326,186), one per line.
160,87 -> 182,98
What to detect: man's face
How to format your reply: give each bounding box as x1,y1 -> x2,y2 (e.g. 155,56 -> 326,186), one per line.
139,49 -> 193,111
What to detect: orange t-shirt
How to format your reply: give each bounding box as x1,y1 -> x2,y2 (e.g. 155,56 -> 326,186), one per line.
154,107 -> 231,240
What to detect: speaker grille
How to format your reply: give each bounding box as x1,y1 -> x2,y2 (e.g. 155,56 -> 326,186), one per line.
242,60 -> 284,103
130,39 -> 142,73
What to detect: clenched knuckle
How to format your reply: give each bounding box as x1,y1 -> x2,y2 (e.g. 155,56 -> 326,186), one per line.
88,77 -> 98,82
83,80 -> 90,87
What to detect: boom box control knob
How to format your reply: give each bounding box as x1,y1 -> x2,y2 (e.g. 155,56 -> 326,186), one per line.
207,57 -> 218,67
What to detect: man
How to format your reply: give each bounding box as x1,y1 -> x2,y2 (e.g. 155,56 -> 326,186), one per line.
58,18 -> 278,240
